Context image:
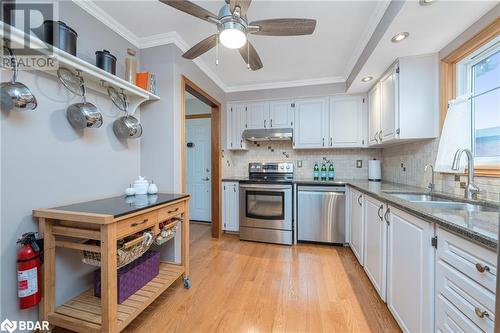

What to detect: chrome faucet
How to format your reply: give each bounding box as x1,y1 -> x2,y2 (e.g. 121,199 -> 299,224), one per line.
451,148 -> 480,200
424,164 -> 434,192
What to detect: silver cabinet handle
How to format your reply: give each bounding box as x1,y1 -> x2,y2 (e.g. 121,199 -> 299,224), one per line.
264,119 -> 266,128
270,119 -> 273,127
379,130 -> 383,142
384,208 -> 390,224
357,194 -> 362,206
330,137 -> 333,146
476,263 -> 490,273
233,184 -> 236,192
322,138 -> 325,146
240,139 -> 243,148
475,307 -> 489,319
377,205 -> 384,220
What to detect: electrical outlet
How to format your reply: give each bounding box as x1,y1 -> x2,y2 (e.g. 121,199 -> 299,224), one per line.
356,160 -> 362,168
297,160 -> 303,168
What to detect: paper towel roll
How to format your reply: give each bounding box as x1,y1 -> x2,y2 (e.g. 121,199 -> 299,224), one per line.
368,159 -> 381,181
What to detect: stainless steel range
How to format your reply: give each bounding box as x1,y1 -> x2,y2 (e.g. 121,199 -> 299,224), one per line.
239,162 -> 294,245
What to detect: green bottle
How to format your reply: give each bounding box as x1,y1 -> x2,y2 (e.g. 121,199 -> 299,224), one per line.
313,163 -> 319,180
321,164 -> 327,180
328,163 -> 335,180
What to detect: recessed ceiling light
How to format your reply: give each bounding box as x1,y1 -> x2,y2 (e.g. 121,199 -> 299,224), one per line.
419,0 -> 436,6
391,32 -> 410,43
361,76 -> 373,82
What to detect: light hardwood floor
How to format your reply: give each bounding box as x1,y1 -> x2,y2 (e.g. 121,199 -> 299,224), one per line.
58,223 -> 401,333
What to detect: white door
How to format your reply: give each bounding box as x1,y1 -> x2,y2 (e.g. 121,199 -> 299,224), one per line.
269,100 -> 293,129
349,189 -> 364,265
387,206 -> 434,333
368,83 -> 381,145
330,96 -> 364,147
227,103 -> 247,150
186,118 -> 211,221
363,195 -> 387,301
380,67 -> 397,142
293,97 -> 329,149
246,102 -> 269,129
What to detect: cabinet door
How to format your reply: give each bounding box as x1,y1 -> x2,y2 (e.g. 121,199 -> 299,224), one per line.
228,104 -> 247,150
330,96 -> 364,147
387,206 -> 434,333
380,68 -> 397,142
230,182 -> 239,232
269,100 -> 293,129
349,189 -> 364,265
363,195 -> 387,301
246,102 -> 269,129
293,97 -> 329,149
222,182 -> 230,230
368,83 -> 380,145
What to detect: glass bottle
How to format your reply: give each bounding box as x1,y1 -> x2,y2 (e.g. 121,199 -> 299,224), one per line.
313,163 -> 319,180
125,48 -> 137,84
321,164 -> 327,181
328,163 -> 335,180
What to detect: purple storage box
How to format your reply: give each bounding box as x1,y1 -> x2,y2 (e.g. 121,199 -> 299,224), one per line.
94,250 -> 160,303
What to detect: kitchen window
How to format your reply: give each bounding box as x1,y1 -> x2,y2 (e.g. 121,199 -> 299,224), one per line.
456,38 -> 500,168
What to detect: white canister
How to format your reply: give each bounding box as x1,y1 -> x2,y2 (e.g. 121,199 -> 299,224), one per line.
368,159 -> 381,181
133,176 -> 149,195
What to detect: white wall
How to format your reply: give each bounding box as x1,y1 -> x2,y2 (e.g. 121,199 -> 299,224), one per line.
186,97 -> 211,115
1,1 -> 140,324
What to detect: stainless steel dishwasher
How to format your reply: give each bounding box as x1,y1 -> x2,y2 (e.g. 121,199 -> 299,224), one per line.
297,185 -> 346,244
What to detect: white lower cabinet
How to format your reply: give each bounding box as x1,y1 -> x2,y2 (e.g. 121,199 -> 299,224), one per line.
363,195 -> 387,301
222,181 -> 239,232
435,227 -> 497,333
386,206 -> 434,333
348,187 -> 364,265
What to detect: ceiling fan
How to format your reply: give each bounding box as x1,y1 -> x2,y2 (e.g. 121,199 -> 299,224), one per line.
159,0 -> 317,70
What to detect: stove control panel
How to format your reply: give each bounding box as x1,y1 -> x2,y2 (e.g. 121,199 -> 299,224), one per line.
249,162 -> 294,174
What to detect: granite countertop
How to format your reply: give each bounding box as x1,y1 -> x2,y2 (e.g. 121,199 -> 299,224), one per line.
223,177 -> 499,250
52,193 -> 190,218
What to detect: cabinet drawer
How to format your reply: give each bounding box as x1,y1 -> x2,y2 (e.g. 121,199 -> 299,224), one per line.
158,202 -> 184,221
437,260 -> 495,332
117,212 -> 158,238
436,293 -> 482,333
437,227 -> 497,292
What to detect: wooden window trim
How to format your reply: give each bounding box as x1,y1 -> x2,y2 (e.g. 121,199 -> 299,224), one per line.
440,18 -> 500,178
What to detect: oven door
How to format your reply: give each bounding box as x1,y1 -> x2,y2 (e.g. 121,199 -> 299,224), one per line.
239,183 -> 292,230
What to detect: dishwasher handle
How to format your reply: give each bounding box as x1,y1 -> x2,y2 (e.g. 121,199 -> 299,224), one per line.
298,186 -> 345,193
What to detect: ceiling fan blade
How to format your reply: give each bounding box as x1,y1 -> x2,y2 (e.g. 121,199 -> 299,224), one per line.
249,19 -> 317,36
239,41 -> 263,71
182,34 -> 218,59
159,0 -> 218,23
230,0 -> 252,17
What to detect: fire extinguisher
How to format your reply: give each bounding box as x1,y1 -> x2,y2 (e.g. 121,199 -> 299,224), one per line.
17,232 -> 42,309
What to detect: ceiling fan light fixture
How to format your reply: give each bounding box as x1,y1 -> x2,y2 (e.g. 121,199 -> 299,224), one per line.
219,22 -> 247,49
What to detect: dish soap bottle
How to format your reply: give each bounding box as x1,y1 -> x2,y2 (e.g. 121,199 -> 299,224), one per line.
125,48 -> 137,84
313,163 -> 319,180
328,162 -> 335,180
321,164 -> 327,181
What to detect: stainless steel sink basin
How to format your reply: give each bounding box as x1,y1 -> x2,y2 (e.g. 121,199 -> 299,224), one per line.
415,201 -> 498,213
385,192 -> 450,202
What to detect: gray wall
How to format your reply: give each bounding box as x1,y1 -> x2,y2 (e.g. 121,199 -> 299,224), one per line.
1,1 -> 139,324
186,97 -> 211,115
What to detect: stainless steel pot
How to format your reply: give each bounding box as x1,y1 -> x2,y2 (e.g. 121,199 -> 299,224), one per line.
42,21 -> 77,56
0,46 -> 37,112
66,76 -> 103,129
113,115 -> 142,139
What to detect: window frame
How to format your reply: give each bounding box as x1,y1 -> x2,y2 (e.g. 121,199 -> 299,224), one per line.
440,18 -> 500,177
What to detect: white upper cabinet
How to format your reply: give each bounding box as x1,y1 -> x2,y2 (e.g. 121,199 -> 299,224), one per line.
330,95 -> 365,147
269,100 -> 294,129
368,54 -> 439,146
246,101 -> 270,129
226,103 -> 247,150
293,97 -> 329,149
368,83 -> 381,145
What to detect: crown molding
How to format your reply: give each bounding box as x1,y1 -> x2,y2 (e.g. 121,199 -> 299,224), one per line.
224,76 -> 345,93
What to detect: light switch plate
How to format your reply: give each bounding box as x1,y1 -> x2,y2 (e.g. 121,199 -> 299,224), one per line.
297,160 -> 303,168
356,160 -> 362,168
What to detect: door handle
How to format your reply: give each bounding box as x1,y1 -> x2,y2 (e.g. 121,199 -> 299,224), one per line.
264,119 -> 267,128
330,137 -> 333,146
475,307 -> 489,319
233,184 -> 236,192
357,194 -> 362,206
322,138 -> 325,146
202,177 -> 210,181
475,263 -> 490,273
377,205 -> 384,221
270,119 -> 273,127
384,208 -> 390,224
131,218 -> 148,227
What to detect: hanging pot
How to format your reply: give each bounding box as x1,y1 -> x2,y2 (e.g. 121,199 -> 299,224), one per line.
0,45 -> 37,111
113,115 -> 143,139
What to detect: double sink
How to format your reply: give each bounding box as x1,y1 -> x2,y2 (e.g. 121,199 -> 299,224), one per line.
385,192 -> 498,213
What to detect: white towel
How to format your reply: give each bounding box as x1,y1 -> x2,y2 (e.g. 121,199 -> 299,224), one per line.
434,95 -> 471,173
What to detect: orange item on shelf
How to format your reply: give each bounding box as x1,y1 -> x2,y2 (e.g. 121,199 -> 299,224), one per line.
136,72 -> 149,90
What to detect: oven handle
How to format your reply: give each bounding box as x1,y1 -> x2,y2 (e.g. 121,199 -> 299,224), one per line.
240,184 -> 292,190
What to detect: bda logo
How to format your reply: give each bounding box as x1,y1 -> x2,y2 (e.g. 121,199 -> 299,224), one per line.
0,319 -> 17,333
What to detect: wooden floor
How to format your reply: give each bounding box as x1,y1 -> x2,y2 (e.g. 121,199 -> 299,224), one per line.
60,223 -> 401,333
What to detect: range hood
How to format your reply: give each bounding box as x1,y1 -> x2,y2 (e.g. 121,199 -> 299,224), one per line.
242,128 -> 293,142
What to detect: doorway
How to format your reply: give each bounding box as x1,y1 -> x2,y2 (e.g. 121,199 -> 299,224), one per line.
181,76 -> 222,238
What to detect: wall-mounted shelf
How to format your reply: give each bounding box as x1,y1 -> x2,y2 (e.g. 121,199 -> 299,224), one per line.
0,23 -> 159,113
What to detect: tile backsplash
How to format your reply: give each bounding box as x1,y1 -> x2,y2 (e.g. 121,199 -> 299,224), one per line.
222,142 -> 381,179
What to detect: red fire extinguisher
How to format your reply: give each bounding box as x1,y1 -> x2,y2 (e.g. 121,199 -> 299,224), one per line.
17,232 -> 42,309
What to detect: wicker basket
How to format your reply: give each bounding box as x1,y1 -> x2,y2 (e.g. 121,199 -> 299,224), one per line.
82,231 -> 154,269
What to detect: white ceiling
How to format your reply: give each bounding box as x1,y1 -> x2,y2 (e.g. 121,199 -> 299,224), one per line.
81,0 -> 388,91
348,0 -> 498,93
